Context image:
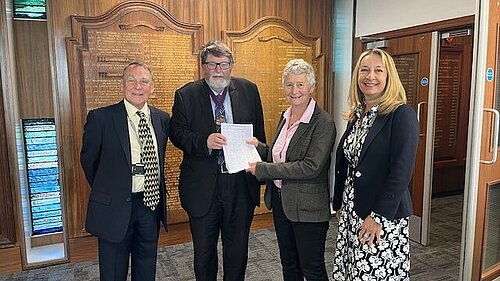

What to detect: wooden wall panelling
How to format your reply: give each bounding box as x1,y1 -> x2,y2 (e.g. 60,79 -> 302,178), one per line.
223,16 -> 324,137
13,20 -> 53,119
45,0 -> 332,255
0,0 -> 25,274
65,1 -> 204,237
223,16 -> 324,214
0,246 -> 22,274
0,69 -> 17,247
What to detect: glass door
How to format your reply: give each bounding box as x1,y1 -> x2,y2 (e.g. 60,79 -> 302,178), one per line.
362,32 -> 438,245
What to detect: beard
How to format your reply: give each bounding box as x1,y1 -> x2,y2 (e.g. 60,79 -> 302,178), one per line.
206,73 -> 230,92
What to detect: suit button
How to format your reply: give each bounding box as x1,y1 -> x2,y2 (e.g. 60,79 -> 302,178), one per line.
126,197 -> 131,202
355,171 -> 362,177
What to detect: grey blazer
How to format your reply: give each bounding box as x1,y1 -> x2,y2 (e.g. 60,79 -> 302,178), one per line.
255,103 -> 336,222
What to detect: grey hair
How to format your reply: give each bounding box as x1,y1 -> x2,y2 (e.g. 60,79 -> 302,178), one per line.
281,59 -> 315,87
200,40 -> 234,64
123,61 -> 153,80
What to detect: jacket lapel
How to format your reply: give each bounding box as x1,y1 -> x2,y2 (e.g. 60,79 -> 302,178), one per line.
359,113 -> 389,161
201,80 -> 217,131
286,104 -> 320,153
228,79 -> 241,123
114,101 -> 132,168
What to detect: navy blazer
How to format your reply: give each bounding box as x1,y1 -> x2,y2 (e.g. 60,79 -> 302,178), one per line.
332,104 -> 418,220
80,101 -> 170,243
170,78 -> 266,218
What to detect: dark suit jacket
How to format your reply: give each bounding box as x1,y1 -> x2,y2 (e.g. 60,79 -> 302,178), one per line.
332,104 -> 418,220
80,101 -> 170,243
170,78 -> 266,218
255,104 -> 336,222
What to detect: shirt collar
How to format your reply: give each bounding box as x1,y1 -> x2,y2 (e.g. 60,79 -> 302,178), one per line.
124,99 -> 150,119
283,98 -> 316,124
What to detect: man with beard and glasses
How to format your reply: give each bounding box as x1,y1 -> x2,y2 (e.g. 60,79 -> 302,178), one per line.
170,40 -> 266,281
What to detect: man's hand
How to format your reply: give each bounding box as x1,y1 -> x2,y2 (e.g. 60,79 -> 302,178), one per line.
207,133 -> 227,150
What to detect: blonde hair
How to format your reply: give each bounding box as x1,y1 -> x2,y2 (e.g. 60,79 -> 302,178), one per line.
344,48 -> 406,121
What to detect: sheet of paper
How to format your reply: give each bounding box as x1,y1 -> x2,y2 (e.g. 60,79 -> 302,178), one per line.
221,123 -> 262,174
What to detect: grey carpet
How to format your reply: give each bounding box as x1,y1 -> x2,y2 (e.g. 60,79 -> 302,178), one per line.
0,195 -> 463,281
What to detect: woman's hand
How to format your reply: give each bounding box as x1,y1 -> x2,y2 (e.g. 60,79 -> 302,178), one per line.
358,215 -> 382,246
335,210 -> 341,222
246,162 -> 256,175
245,137 -> 259,147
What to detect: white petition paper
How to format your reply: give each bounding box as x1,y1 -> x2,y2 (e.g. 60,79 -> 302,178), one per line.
221,123 -> 262,173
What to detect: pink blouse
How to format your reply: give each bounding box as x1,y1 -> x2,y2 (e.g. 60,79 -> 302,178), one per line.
271,99 -> 316,188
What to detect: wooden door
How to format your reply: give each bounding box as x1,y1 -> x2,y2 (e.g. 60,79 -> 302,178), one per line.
432,32 -> 473,196
362,32 -> 435,245
471,0 -> 500,279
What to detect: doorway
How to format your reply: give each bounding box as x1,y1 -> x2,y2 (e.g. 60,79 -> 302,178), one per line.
359,26 -> 473,258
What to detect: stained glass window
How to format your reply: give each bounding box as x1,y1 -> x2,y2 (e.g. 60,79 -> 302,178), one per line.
14,0 -> 46,20
22,119 -> 62,235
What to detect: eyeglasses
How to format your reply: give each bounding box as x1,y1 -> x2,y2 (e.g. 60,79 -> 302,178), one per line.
204,62 -> 231,70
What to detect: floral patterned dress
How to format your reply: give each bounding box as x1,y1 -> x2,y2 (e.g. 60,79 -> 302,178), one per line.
332,105 -> 410,281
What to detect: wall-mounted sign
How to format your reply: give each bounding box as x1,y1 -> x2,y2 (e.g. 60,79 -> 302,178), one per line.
22,118 -> 62,235
420,77 -> 429,87
486,67 -> 494,82
13,0 -> 46,20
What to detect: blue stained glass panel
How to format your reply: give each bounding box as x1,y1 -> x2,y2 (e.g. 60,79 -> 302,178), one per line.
26,143 -> 57,151
33,216 -> 62,226
22,118 -> 62,235
30,197 -> 60,207
31,191 -> 60,200
28,173 -> 59,183
27,156 -> 58,163
32,204 -> 60,213
27,150 -> 57,158
13,0 -> 46,20
32,210 -> 62,220
33,225 -> 62,233
24,124 -> 55,131
28,167 -> 58,177
25,137 -> 56,145
24,131 -> 56,138
30,186 -> 60,195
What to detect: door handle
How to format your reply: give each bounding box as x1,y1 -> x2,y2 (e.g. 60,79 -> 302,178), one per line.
416,101 -> 426,137
480,108 -> 500,164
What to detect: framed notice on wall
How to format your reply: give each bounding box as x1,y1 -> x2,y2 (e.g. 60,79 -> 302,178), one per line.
13,0 -> 46,20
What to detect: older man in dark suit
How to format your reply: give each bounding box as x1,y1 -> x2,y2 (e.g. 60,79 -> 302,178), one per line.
170,40 -> 266,281
80,62 -> 169,281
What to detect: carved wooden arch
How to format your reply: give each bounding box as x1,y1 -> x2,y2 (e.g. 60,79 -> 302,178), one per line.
65,1 -> 203,236
222,16 -> 324,164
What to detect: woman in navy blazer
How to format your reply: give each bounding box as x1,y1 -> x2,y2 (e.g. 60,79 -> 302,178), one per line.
332,49 -> 419,280
247,59 -> 336,281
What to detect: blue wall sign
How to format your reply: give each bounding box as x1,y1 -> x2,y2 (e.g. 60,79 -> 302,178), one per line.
420,77 -> 429,87
487,67 -> 494,82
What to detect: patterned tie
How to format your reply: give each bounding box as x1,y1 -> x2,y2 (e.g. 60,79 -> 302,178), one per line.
209,87 -> 228,165
136,111 -> 160,211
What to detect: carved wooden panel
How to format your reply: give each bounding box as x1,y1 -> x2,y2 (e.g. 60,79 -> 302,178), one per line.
66,1 -> 203,236
222,17 -> 323,214
223,16 -> 323,147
